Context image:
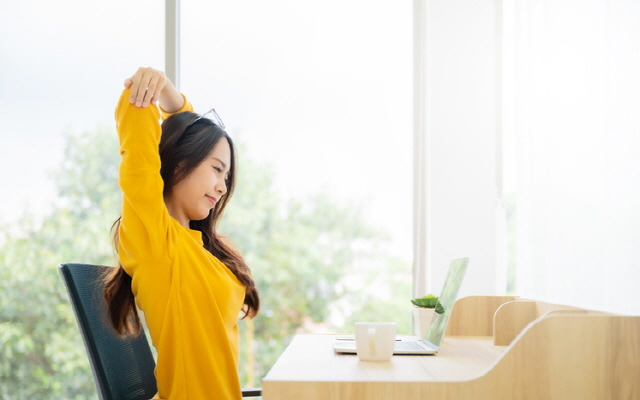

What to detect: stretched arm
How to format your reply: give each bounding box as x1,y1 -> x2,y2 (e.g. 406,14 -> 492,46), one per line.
125,67 -> 184,112
115,67 -> 193,268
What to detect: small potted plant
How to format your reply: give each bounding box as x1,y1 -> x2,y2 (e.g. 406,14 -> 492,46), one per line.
411,294 -> 444,339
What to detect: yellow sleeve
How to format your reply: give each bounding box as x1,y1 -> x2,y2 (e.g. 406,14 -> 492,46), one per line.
115,88 -> 193,274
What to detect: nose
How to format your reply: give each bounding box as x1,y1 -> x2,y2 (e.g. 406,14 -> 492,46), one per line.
216,179 -> 227,196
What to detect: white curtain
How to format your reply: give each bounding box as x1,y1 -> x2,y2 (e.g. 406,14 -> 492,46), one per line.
508,0 -> 640,314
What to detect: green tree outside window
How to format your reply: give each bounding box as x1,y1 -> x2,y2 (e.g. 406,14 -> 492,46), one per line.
0,127 -> 410,398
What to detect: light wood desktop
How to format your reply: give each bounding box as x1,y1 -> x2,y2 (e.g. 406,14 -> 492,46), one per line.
262,296 -> 640,400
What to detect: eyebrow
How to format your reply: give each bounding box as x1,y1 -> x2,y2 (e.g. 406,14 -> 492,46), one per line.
211,156 -> 228,171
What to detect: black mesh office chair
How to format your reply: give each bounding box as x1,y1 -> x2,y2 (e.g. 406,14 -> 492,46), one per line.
59,263 -> 261,400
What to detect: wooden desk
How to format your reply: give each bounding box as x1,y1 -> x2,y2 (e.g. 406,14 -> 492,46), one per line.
262,296 -> 640,400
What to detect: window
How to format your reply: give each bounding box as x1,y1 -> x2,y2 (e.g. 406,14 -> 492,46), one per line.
1,2 -> 164,398
1,1 -> 163,224
181,0 -> 413,386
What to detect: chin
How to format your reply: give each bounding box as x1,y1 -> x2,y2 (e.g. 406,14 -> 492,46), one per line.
194,213 -> 209,221
188,209 -> 210,222
198,209 -> 213,220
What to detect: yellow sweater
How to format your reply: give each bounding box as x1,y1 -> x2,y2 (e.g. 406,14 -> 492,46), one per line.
115,88 -> 245,400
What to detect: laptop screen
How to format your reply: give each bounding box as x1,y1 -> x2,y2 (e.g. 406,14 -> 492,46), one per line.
424,257 -> 469,346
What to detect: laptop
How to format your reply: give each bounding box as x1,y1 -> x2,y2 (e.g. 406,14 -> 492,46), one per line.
333,257 -> 469,356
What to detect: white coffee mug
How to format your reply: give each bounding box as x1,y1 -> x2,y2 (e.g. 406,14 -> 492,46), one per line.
355,322 -> 396,361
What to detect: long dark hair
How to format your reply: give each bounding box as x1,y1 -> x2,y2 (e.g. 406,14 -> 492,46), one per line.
104,111 -> 260,336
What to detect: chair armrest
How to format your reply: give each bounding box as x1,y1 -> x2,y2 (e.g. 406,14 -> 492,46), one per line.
242,387 -> 262,397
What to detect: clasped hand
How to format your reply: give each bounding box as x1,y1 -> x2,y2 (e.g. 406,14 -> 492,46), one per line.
125,67 -> 184,113
125,67 -> 168,108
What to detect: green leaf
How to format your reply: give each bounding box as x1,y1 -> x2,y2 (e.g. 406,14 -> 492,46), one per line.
411,294 -> 443,311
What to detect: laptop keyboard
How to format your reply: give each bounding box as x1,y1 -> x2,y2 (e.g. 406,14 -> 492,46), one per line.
394,341 -> 431,351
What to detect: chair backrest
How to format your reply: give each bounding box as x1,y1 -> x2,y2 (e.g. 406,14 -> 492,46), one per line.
58,263 -> 157,400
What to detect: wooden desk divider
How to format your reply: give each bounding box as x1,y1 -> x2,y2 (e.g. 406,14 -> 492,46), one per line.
443,296 -> 640,399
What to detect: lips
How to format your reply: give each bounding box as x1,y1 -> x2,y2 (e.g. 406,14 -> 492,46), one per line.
205,195 -> 218,205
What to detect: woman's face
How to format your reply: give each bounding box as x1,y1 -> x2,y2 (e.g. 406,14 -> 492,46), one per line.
165,137 -> 231,227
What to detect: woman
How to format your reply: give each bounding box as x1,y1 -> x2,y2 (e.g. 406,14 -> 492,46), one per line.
103,67 -> 260,399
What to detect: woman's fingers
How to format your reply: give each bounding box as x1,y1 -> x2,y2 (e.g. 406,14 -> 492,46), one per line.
130,69 -> 152,107
128,67 -> 167,107
147,77 -> 166,106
